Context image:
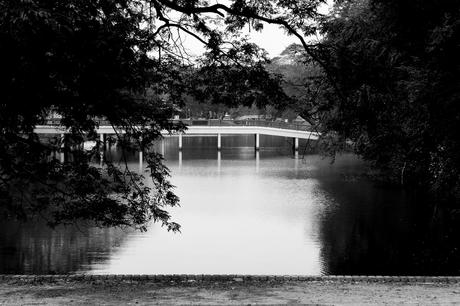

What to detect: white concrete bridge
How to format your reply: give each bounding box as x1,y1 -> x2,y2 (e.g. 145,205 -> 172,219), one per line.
34,119 -> 319,151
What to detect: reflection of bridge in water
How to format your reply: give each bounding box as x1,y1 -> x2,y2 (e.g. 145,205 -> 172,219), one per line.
34,119 -> 319,151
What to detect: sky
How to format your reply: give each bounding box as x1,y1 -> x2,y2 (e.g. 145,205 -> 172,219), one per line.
180,23 -> 299,58
229,24 -> 300,57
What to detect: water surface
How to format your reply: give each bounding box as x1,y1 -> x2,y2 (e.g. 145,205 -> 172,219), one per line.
1,135 -> 460,275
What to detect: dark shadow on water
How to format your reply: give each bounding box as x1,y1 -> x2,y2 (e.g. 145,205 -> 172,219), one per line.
317,178 -> 460,276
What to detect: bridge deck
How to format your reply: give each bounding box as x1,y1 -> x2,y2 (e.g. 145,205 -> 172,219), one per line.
34,123 -> 319,140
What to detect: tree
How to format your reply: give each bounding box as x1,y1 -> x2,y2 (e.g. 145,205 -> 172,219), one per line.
1,0 -> 324,229
267,43 -> 324,121
313,0 -> 460,203
0,0 -> 189,231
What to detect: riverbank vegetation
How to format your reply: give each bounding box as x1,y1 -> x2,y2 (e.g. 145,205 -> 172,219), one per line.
315,0 -> 460,205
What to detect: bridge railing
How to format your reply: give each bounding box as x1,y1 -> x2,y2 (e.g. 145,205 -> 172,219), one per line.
235,120 -> 312,131
174,119 -> 313,131
42,118 -> 313,132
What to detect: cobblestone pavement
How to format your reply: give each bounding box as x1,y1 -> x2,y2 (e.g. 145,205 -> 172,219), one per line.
1,275 -> 460,305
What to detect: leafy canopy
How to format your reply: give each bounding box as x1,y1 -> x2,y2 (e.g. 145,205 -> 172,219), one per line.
313,0 -> 460,202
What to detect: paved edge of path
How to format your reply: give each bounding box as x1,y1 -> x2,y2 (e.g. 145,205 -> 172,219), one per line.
1,274 -> 460,284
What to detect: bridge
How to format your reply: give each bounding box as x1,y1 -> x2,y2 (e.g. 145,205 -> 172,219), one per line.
34,119 -> 319,151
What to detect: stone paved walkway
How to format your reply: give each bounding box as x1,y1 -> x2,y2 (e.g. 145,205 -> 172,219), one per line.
1,275 -> 460,305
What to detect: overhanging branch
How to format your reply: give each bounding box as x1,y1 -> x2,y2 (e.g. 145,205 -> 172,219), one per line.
152,0 -> 345,101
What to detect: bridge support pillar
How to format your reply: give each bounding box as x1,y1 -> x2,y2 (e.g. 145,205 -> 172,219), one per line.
60,133 -> 65,163
178,133 -> 183,150
255,133 -> 260,151
100,133 -> 107,149
139,151 -> 143,172
60,133 -> 65,148
217,133 -> 221,150
217,151 -> 221,173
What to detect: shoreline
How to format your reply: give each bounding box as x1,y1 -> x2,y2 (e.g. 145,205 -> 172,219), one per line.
2,274 -> 460,283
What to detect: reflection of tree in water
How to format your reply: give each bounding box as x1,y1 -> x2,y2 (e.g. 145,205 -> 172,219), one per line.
0,220 -> 129,274
317,179 -> 460,276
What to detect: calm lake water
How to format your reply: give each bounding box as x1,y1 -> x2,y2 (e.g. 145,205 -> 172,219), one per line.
1,135 -> 460,275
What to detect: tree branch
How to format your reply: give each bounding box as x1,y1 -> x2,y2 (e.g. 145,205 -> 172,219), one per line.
153,0 -> 346,103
